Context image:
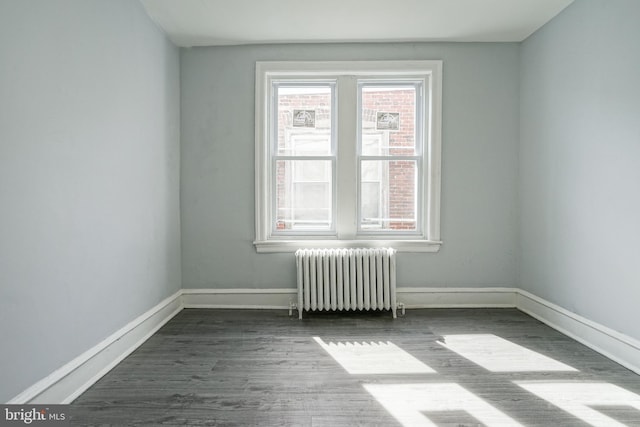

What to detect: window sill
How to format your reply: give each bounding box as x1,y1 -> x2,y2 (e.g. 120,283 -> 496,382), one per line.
253,239 -> 442,253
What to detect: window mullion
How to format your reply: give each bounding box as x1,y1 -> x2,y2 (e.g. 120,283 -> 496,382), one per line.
335,75 -> 358,239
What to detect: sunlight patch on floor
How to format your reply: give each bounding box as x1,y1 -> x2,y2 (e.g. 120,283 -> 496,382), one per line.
364,383 -> 525,427
313,337 -> 435,374
438,334 -> 578,372
516,381 -> 640,427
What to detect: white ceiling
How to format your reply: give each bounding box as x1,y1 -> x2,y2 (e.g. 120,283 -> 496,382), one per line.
140,0 -> 574,48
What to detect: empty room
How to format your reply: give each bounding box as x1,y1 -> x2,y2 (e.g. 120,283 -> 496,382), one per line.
1,0 -> 639,425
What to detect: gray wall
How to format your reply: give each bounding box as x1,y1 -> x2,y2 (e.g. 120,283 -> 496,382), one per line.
181,43 -> 519,289
520,0 -> 640,341
0,0 -> 181,402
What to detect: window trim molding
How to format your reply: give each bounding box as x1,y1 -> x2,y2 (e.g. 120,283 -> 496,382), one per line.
254,60 -> 443,253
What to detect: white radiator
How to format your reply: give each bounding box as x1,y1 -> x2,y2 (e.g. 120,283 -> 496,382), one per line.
295,248 -> 397,319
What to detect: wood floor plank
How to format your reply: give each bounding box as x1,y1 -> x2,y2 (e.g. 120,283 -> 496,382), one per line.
70,308 -> 640,426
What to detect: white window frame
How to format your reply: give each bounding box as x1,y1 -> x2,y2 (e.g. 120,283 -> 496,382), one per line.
357,80 -> 423,236
254,61 -> 442,253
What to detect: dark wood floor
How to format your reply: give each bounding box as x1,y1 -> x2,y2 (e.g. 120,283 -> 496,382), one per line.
71,308 -> 640,426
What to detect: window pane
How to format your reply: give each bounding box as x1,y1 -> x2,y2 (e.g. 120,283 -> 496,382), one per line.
293,183 -> 330,223
361,133 -> 383,156
276,86 -> 332,156
361,182 -> 381,229
361,85 -> 417,156
360,160 -> 417,231
293,158 -> 330,182
276,160 -> 332,231
361,157 -> 381,181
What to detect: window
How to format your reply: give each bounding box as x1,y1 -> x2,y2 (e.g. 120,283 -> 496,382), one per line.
254,61 -> 442,252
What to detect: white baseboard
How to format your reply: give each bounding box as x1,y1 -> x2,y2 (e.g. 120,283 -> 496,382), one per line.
515,290 -> 640,376
399,287 -> 517,308
181,288 -> 296,309
9,286 -> 640,404
8,290 -> 183,404
181,287 -> 518,310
